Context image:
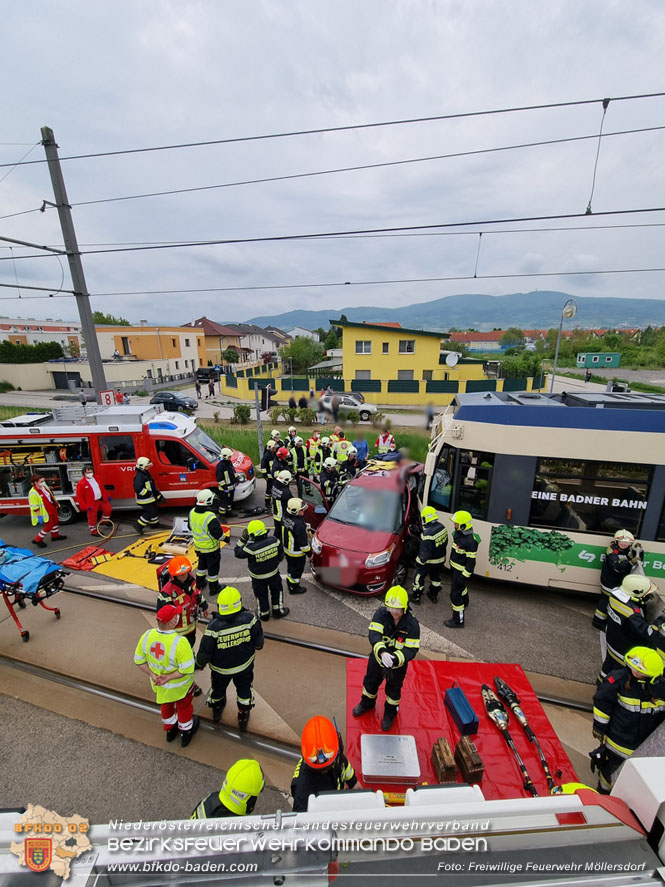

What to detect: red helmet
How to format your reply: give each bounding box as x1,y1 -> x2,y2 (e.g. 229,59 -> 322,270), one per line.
301,716 -> 339,769
276,446 -> 289,460
168,555 -> 192,578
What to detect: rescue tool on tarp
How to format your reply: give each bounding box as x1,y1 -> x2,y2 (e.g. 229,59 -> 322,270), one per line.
493,676 -> 561,793
481,683 -> 538,797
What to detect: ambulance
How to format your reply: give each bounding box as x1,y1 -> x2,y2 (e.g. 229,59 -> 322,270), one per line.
0,404 -> 255,524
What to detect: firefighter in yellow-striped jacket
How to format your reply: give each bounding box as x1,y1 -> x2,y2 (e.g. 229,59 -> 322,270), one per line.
591,646 -> 665,793
445,510 -> 478,629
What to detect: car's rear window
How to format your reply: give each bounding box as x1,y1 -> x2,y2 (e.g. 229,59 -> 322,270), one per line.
328,485 -> 401,533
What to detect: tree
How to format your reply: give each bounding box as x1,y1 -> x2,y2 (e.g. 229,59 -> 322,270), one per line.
0,340 -> 64,363
500,327 -> 525,348
499,352 -> 542,379
93,311 -> 130,325
324,329 -> 339,350
66,341 -> 80,358
280,336 -> 325,373
314,327 -> 327,342
222,347 -> 239,364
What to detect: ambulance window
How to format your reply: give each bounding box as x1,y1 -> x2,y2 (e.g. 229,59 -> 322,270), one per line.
156,439 -> 194,467
99,435 -> 136,462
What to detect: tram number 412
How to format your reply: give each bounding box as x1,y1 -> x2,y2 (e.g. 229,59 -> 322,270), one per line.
496,563 -> 513,572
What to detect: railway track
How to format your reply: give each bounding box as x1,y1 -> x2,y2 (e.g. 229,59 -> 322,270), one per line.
61,584 -> 594,714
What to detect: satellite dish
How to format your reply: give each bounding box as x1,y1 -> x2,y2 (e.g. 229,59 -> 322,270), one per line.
445,352 -> 460,367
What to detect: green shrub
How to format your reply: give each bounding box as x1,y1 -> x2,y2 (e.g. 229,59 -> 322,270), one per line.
371,412 -> 386,427
337,409 -> 349,424
285,407 -> 298,425
269,406 -> 284,424
232,404 -> 251,424
135,389 -> 149,397
0,381 -> 15,393
347,409 -> 360,424
297,406 -> 316,425
213,411 -> 220,423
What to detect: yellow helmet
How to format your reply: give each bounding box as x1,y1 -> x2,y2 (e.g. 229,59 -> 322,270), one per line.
625,646 -> 664,679
621,574 -> 657,601
248,519 -> 266,537
421,506 -> 438,524
385,585 -> 409,610
551,782 -> 596,795
218,759 -> 265,816
452,510 -> 472,531
217,586 -> 242,615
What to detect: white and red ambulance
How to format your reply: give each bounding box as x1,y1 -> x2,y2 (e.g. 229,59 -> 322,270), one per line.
0,404 -> 255,524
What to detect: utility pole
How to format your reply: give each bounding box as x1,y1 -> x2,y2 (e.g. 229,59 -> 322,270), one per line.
41,127 -> 107,395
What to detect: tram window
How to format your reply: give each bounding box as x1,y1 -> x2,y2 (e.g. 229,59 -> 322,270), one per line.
98,434 -> 136,462
456,449 -> 494,520
429,445 -> 454,510
530,458 -> 649,535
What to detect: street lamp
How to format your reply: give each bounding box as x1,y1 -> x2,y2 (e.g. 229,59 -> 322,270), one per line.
549,298 -> 577,393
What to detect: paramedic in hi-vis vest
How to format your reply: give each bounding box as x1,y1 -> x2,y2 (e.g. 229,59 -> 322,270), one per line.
30,474 -> 67,548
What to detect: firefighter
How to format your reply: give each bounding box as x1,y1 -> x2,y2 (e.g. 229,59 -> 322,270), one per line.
260,439 -> 278,509
283,498 -> 310,595
351,585 -> 420,731
445,510 -> 478,629
134,604 -> 199,747
375,426 -> 395,454
270,429 -> 283,448
134,456 -> 164,534
412,506 -> 448,605
189,489 -> 226,598
191,759 -> 265,819
291,715 -> 357,812
339,446 -> 359,486
320,457 -> 340,503
312,436 -> 331,477
196,586 -> 264,731
291,436 -> 309,495
306,430 -> 321,470
286,426 -> 298,449
29,473 -> 67,548
593,529 -> 642,654
157,555 -> 207,696
272,446 -> 291,478
75,464 -> 112,536
333,431 -> 351,465
600,574 -> 664,681
271,469 -> 292,541
215,447 -> 236,518
591,646 -> 665,793
234,519 -> 289,621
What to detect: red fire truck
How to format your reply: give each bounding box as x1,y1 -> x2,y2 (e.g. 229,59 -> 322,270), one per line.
0,404 -> 255,524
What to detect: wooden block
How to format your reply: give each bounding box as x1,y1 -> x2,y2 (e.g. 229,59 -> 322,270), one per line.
431,738 -> 457,783
454,736 -> 484,784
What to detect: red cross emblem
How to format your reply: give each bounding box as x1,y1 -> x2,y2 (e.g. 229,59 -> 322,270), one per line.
150,642 -> 165,659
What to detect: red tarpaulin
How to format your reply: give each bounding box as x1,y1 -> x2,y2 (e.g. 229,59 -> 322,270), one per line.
345,660 -> 578,801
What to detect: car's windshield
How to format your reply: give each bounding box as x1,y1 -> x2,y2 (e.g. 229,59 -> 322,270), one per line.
327,485 -> 402,533
186,426 -> 222,462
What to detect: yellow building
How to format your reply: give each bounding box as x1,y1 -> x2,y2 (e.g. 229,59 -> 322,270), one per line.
95,324 -> 200,373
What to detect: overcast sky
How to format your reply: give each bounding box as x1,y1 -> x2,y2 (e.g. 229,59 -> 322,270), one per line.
2,0 -> 665,326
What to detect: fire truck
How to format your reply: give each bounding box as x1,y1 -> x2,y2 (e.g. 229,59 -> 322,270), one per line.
0,404 -> 255,524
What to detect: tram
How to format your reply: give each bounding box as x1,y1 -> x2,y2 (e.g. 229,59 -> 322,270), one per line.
421,390 -> 665,594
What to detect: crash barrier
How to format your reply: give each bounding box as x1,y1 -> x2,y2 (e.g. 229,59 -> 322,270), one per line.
216,373 -> 547,406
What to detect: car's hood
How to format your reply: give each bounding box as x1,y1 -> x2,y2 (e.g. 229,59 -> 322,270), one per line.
316,518 -> 393,554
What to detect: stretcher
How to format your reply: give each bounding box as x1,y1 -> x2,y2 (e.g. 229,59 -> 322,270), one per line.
0,538 -> 66,642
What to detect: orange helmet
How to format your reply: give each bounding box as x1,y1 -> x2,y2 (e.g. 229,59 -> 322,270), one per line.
301,716 -> 339,769
168,555 -> 192,578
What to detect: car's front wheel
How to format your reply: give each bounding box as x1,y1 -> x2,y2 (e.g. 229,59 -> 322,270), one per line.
393,560 -> 408,586
360,410 -> 371,421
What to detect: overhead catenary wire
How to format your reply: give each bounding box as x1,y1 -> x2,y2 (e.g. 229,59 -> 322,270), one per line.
586,99 -> 611,214
1,90 -> 664,170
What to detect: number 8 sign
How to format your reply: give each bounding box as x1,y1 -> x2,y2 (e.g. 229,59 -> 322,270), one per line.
100,389 -> 114,406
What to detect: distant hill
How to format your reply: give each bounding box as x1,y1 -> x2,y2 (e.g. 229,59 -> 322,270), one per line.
249,291 -> 665,332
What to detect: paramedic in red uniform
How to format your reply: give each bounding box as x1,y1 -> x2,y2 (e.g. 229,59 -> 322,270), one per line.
29,474 -> 67,548
76,464 -> 112,536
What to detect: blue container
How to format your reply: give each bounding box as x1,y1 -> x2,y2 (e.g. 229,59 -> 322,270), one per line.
444,683 -> 479,736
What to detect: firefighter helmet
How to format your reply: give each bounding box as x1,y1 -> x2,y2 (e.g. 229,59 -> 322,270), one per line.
384,585 -> 409,610
277,470 -> 292,484
287,497 -> 304,514
217,586 -> 242,615
288,426 -> 297,434
625,646 -> 664,678
621,574 -> 657,601
270,430 -> 281,439
321,437 -> 331,446
421,506 -> 438,524
323,457 -> 337,470
196,489 -> 216,506
136,456 -> 152,470
613,529 -> 635,547
347,446 -> 357,457
220,447 -> 233,459
294,436 -> 304,445
265,440 -> 277,450
218,759 -> 265,816
276,446 -> 289,460
248,519 -> 267,537
550,783 -> 596,795
301,716 -> 340,770
168,555 -> 192,578
452,510 -> 473,531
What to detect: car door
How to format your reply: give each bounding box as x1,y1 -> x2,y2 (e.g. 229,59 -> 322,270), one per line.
299,477 -> 330,529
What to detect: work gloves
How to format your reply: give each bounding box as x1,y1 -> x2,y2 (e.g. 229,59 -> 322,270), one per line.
380,651 -> 395,669
588,745 -> 608,773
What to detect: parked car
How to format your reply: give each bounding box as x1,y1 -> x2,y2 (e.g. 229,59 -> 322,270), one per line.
320,394 -> 375,421
196,367 -> 220,382
150,391 -> 198,411
301,460 -> 423,595
341,391 -> 365,404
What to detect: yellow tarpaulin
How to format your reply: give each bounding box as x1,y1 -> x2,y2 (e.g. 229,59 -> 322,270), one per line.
92,532 -> 201,591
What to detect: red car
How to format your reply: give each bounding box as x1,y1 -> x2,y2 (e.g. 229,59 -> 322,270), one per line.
302,461 -> 423,595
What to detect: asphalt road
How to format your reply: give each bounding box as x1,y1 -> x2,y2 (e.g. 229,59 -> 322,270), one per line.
1,476 -> 600,685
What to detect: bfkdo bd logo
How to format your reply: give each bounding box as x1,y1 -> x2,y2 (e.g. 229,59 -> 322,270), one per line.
11,805 -> 92,880
25,838 -> 52,873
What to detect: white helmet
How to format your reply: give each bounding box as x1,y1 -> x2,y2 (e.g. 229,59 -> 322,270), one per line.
287,497 -> 305,514
196,489 -> 216,506
288,426 -> 297,434
347,446 -> 357,456
266,440 -> 277,450
270,430 -> 281,439
277,470 -> 292,484
614,529 -> 635,545
621,574 -> 657,601
324,457 -> 337,470
294,436 -> 304,445
321,437 -> 331,446
220,447 -> 233,459
136,456 -> 152,470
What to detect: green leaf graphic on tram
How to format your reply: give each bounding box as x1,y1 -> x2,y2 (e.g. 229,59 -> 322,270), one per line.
489,525 -> 574,567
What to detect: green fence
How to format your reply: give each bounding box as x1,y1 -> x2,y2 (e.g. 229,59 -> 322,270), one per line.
387,380 -> 420,393
280,377 -> 310,391
426,380 -> 459,393
226,374 -> 237,388
352,379 -> 382,392
466,380 -> 497,393
318,378 -> 345,391
502,377 -> 528,391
